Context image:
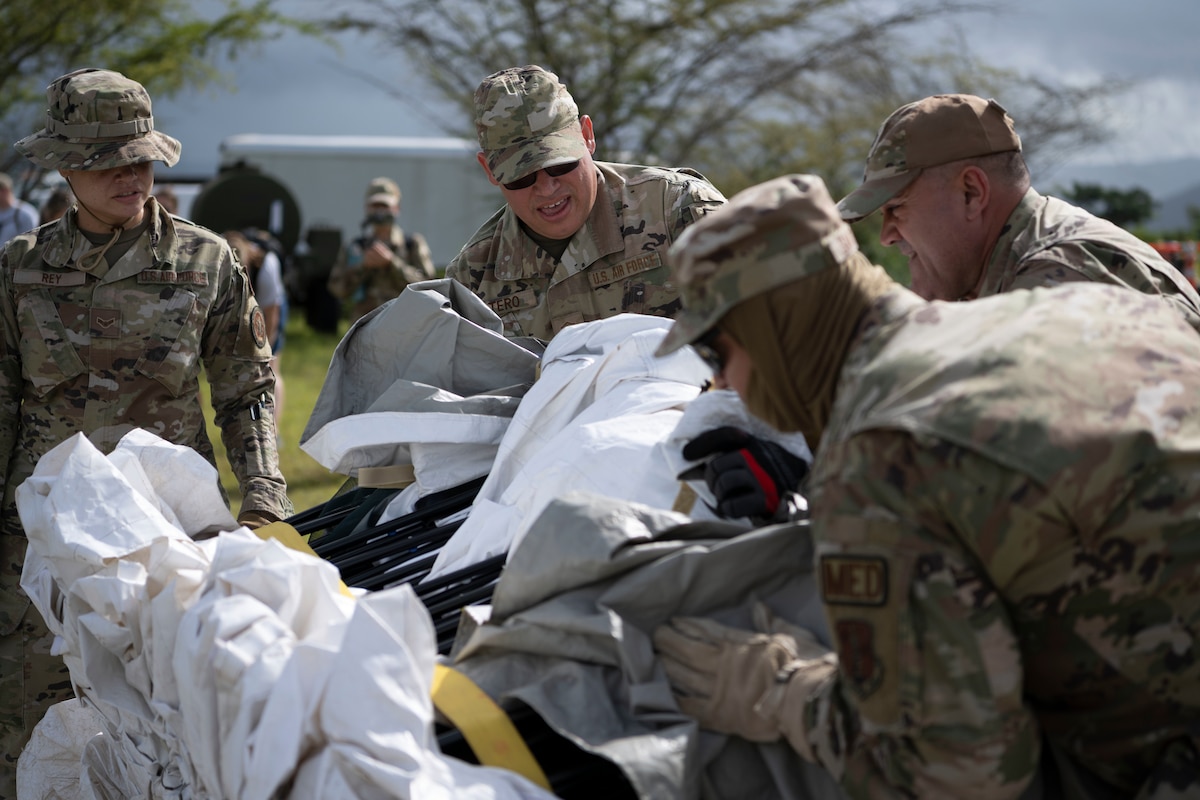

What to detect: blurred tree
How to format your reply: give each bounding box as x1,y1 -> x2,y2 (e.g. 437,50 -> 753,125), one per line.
326,0 -> 1124,282
1059,182 -> 1157,229
0,0 -> 317,189
327,1 -> 1120,184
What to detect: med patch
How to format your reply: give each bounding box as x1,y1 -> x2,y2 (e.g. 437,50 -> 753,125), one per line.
820,554 -> 888,606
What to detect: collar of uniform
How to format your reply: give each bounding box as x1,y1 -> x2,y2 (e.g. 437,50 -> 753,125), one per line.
39,199 -> 174,276
975,187 -> 1041,299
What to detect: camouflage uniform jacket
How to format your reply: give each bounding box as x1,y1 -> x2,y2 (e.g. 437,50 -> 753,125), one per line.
802,284 -> 1200,799
976,188 -> 1200,331
327,225 -> 435,322
444,161 -> 726,340
0,199 -> 291,537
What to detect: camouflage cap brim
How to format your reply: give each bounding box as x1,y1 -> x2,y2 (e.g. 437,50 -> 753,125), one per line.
656,225 -> 860,357
14,129 -> 181,172
836,170 -> 920,223
657,174 -> 859,357
485,121 -> 589,185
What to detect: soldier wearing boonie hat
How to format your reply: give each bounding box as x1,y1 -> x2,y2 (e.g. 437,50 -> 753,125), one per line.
0,69 -> 290,784
836,93 -> 1200,330
446,64 -> 726,342
653,172 -> 1200,799
14,68 -> 182,173
327,174 -> 435,323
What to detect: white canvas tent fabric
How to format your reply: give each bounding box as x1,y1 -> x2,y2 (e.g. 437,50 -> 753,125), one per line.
16,431 -> 555,800
424,314 -> 715,578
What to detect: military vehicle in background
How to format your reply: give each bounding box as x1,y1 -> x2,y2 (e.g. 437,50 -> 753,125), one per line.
187,134 -> 499,331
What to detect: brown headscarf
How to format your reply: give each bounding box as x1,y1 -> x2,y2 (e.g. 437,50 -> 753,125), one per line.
721,251 -> 896,449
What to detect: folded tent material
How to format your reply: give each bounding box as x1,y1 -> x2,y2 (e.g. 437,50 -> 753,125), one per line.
16,431 -> 557,800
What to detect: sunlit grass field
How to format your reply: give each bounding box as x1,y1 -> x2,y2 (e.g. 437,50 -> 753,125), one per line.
201,313 -> 351,518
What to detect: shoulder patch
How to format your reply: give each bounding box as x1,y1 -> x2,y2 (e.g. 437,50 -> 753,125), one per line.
834,619 -> 884,697
250,305 -> 268,349
820,554 -> 888,606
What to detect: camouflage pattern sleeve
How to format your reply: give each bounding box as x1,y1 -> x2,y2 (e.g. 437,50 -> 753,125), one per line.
804,429 -> 1043,799
664,168 -> 727,242
200,242 -> 291,520
444,209 -> 506,296
0,245 -> 21,520
1006,250 -> 1200,333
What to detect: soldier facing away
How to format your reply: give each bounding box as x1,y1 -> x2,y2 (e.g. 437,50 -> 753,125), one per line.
0,68 -> 291,791
837,93 -> 1200,331
653,174 -> 1200,798
445,64 -> 727,341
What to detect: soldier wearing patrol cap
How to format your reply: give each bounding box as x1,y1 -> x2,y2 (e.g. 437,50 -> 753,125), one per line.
0,68 -> 291,785
445,65 -> 727,341
837,93 -> 1200,331
652,173 -> 1200,798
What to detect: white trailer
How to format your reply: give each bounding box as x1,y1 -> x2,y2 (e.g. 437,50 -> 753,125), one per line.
217,133 -> 500,268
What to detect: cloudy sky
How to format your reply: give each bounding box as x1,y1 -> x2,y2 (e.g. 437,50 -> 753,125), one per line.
152,0 -> 1200,196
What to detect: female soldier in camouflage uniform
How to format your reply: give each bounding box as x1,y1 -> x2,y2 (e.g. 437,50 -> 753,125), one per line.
0,68 -> 290,791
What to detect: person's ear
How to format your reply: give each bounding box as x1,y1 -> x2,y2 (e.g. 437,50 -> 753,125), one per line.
579,116 -> 597,155
476,152 -> 501,187
959,165 -> 990,220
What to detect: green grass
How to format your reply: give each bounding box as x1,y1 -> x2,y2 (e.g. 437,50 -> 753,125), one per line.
202,313 -> 352,518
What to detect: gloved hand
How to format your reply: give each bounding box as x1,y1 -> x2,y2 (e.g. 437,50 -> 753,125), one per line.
681,426 -> 809,520
237,509 -> 279,531
653,603 -> 836,759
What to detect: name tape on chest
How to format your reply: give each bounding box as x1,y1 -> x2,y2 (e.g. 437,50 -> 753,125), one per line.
588,252 -> 663,288
14,269 -> 87,287
487,288 -> 538,316
820,555 -> 888,606
138,270 -> 209,286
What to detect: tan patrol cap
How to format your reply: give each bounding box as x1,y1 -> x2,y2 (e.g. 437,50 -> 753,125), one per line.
837,94 -> 1021,222
365,176 -> 401,205
656,174 -> 859,356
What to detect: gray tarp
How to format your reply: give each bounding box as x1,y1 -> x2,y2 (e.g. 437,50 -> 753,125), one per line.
452,491 -> 846,800
300,278 -> 542,481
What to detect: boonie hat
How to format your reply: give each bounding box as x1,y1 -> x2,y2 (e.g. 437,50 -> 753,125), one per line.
15,68 -> 181,172
365,176 -> 401,206
474,65 -> 590,185
837,94 -> 1021,222
656,174 -> 860,356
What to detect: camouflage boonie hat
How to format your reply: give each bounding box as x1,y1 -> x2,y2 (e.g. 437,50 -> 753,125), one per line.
474,65 -> 590,184
14,68 -> 181,171
656,174 -> 859,356
837,94 -> 1021,222
365,176 -> 401,205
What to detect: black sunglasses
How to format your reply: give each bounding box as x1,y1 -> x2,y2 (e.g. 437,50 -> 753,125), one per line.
502,160 -> 581,191
691,329 -> 724,375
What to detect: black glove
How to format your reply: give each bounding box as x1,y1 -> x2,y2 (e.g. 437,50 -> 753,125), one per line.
681,426 -> 809,520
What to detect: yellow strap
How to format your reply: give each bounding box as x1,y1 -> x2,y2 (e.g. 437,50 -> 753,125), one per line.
357,464 -> 416,489
255,524 -> 545,786
254,521 -> 355,599
431,663 -> 551,789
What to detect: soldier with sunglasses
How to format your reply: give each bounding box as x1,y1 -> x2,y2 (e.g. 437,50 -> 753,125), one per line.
446,65 -> 726,341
